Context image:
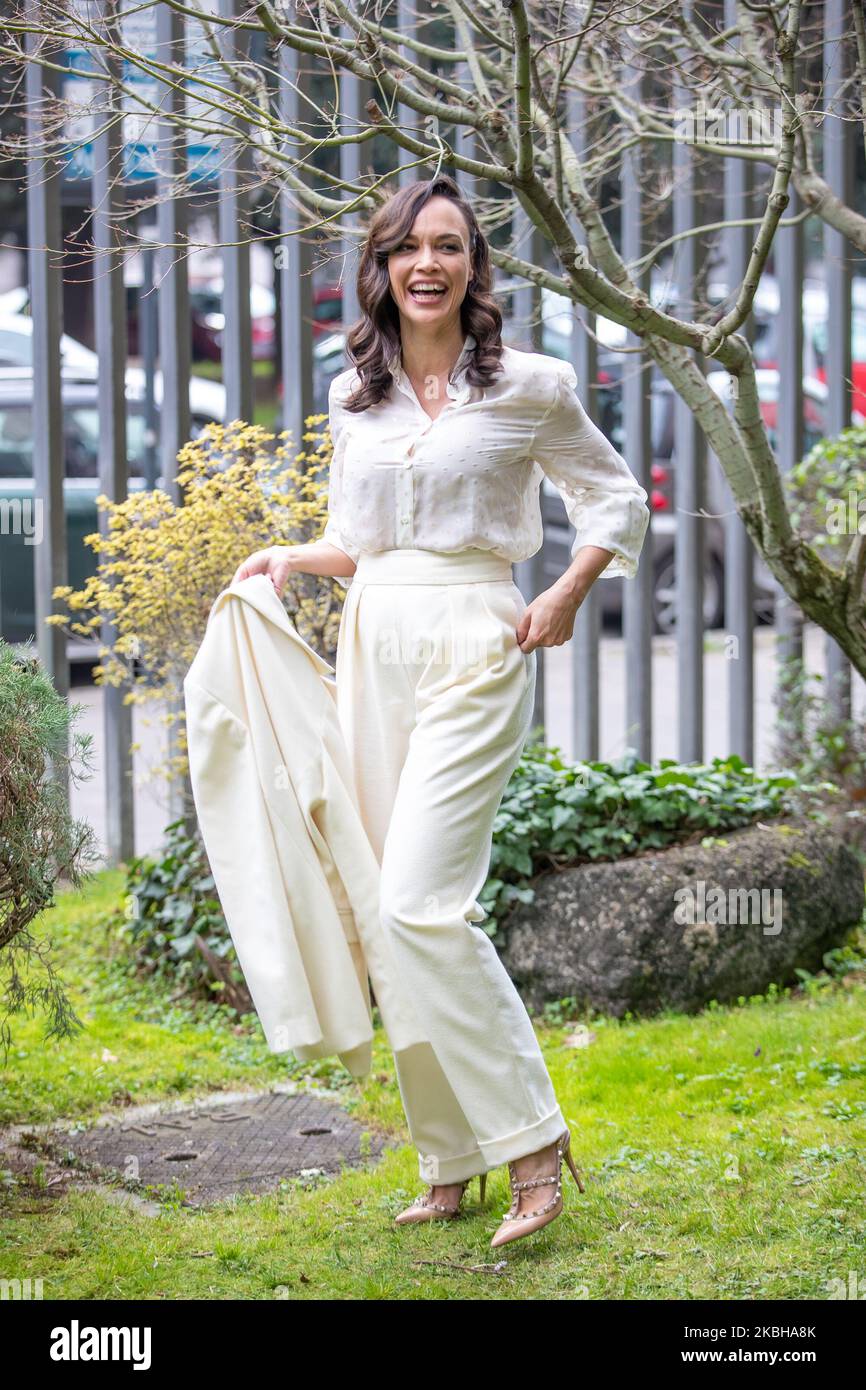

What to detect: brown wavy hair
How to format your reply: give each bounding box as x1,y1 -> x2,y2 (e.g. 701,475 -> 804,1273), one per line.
341,174 -> 504,413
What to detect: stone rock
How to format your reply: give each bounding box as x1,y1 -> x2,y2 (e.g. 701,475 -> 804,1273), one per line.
499,816 -> 864,1016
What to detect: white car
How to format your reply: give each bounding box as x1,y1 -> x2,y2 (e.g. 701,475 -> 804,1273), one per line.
0,311 -> 226,423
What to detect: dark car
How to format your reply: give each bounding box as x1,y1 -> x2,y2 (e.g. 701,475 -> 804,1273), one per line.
0,379 -> 220,650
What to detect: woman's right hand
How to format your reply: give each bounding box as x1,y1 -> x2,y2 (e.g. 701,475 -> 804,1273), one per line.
231,545 -> 293,597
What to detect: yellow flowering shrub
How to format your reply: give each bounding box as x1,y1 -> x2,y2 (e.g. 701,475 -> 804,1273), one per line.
46,414 -> 339,786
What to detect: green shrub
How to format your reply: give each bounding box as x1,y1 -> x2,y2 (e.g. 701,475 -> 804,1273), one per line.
773,656 -> 866,800
120,818 -> 252,1014
785,421 -> 866,563
0,641 -> 101,1060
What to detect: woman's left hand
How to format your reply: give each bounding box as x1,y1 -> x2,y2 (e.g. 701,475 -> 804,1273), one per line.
516,582 -> 586,653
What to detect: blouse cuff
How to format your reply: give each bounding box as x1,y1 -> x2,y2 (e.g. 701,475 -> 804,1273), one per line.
570,536 -> 637,580
322,517 -> 359,589
567,492 -> 651,581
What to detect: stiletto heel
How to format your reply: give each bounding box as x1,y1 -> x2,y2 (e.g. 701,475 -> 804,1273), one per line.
395,1169 -> 488,1225
490,1127 -> 585,1249
562,1130 -> 586,1194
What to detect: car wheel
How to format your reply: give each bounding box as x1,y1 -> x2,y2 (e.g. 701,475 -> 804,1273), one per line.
652,550 -> 725,635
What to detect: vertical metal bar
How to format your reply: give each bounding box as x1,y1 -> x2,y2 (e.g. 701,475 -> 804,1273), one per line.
511,206 -> 546,736
397,1 -> 419,187
279,43 -> 314,451
217,0 -> 253,424
823,0 -> 853,718
140,242 -> 159,490
93,0 -> 134,865
510,204 -> 542,349
621,67 -> 653,762
673,16 -> 706,762
567,83 -> 600,762
453,61 -> 478,204
339,23 -> 362,342
25,12 -> 68,709
156,1 -> 190,502
723,0 -> 754,763
155,2 -> 191,827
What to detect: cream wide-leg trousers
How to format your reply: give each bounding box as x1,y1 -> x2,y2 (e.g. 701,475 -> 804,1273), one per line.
334,547 -> 567,1184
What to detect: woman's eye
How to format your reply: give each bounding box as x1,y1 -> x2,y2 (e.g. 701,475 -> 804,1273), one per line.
395,243 -> 460,252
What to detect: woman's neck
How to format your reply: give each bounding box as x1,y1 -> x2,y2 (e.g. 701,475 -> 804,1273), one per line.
398,325 -> 465,384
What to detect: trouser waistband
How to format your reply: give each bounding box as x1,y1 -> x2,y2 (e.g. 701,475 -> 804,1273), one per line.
352,548 -> 514,585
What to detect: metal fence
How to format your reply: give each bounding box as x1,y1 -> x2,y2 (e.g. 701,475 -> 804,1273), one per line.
9,0 -> 861,865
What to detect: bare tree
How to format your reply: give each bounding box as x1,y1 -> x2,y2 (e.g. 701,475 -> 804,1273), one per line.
3,1 -> 866,673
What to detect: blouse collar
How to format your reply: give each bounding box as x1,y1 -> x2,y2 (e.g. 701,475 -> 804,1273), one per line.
388,331 -> 477,405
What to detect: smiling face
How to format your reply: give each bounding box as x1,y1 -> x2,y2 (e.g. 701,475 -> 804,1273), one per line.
387,196 -> 474,333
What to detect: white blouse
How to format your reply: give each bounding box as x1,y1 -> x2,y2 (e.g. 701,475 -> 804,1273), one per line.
321,331 -> 650,589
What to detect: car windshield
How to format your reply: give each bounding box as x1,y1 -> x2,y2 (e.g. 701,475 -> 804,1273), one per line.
0,402 -> 151,478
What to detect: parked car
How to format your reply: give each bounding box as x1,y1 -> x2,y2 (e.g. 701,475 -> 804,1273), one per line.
312,330 -> 349,412
2,277 -> 277,367
184,279 -> 277,362
0,311 -> 227,424
0,311 -> 104,382
729,273 -> 866,419
124,282 -> 225,363
540,369 -> 832,633
313,285 -> 344,339
0,378 -> 224,649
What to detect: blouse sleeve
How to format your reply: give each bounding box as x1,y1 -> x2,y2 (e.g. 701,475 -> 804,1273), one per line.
321,375 -> 360,590
531,359 -> 650,580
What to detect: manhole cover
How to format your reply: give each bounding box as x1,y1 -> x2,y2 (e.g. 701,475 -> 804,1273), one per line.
48,1088 -> 401,1206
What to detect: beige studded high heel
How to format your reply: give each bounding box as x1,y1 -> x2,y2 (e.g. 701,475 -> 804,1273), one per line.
490,1128 -> 585,1249
395,1171 -> 488,1225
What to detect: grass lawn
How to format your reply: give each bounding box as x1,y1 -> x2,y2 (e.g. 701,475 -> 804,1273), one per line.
1,869 -> 864,1300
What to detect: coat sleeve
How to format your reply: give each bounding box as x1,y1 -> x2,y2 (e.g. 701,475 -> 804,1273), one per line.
321,374 -> 361,589
530,359 -> 651,579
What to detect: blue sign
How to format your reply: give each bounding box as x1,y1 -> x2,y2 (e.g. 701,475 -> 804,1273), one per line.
62,2 -> 220,183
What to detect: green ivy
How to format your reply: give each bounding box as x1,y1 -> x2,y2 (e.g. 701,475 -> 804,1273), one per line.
121,819 -> 249,1005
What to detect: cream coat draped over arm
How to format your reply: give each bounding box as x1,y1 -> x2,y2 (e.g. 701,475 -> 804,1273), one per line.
182,573 -> 429,1078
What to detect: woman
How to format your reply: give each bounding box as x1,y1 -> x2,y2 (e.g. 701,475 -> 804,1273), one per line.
233,174 -> 650,1249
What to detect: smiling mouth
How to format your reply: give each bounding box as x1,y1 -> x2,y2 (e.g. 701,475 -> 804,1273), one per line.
408,285 -> 448,301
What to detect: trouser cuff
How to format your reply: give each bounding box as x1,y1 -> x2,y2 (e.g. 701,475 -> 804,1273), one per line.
417,1144 -> 486,1185
476,1106 -> 568,1169
415,1106 -> 569,1183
